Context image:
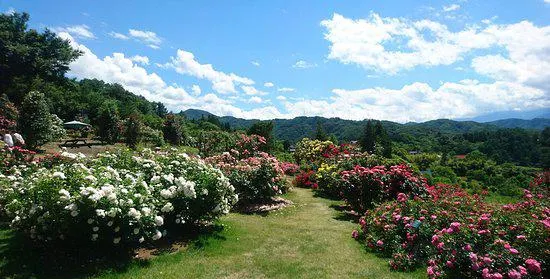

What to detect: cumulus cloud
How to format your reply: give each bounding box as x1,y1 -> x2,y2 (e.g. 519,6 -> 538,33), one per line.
276,95 -> 287,101
130,55 -> 149,65
293,60 -> 317,69
163,49 -> 255,94
191,84 -> 201,96
109,31 -> 129,40
52,25 -> 95,39
278,87 -> 295,93
110,29 -> 162,49
248,96 -> 263,104
241,85 -> 267,96
321,13 -> 501,74
251,61 -> 260,66
264,82 -> 274,87
443,4 -> 460,12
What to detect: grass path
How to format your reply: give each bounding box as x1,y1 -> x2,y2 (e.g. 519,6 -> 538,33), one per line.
90,188 -> 425,279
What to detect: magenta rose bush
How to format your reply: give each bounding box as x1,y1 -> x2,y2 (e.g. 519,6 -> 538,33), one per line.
341,164 -> 429,212
353,174 -> 549,278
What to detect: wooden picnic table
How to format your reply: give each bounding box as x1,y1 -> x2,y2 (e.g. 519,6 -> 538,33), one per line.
59,138 -> 92,148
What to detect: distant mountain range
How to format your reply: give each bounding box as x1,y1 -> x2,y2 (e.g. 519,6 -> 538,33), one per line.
181,109 -> 550,143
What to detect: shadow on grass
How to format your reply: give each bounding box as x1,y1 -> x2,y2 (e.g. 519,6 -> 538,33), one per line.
312,190 -> 342,201
0,223 -> 225,279
329,204 -> 360,223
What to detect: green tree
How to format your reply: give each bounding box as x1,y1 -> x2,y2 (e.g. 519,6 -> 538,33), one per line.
314,121 -> 328,141
18,91 -> 53,148
0,12 -> 81,104
154,102 -> 168,118
248,121 -> 274,151
163,113 -> 183,145
124,114 -> 142,149
374,122 -> 392,158
97,100 -> 120,144
360,120 -> 376,153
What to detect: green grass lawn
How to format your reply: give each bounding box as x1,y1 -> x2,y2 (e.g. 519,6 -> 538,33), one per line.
1,188 -> 425,279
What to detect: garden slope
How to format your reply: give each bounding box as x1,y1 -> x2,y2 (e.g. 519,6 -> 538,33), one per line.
92,188 -> 424,279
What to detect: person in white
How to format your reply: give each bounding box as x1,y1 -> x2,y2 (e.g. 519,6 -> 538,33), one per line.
3,134 -> 14,147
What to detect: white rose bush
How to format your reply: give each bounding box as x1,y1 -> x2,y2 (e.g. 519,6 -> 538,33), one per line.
0,148 -> 237,250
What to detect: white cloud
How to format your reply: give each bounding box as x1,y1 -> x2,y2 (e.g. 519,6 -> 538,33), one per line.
163,49 -> 255,94
3,7 -> 15,15
264,82 -> 274,87
276,95 -> 287,101
321,13 -> 499,74
248,96 -> 263,104
443,4 -> 460,12
191,85 -> 201,96
241,85 -> 267,96
251,61 -> 260,66
52,25 -> 95,39
109,31 -> 129,40
110,29 -> 162,49
545,0 -> 550,3
130,55 -> 149,65
278,87 -> 295,92
293,60 -> 317,69
129,29 -> 162,45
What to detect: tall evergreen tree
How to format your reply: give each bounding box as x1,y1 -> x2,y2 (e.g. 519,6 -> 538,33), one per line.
360,120 -> 376,153
315,121 -> 328,141
374,121 -> 392,158
18,91 -> 53,148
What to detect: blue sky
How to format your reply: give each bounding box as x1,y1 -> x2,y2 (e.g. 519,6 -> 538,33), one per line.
2,0 -> 550,122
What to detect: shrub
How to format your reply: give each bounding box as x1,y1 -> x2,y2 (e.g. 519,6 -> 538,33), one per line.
294,170 -> 317,189
280,162 -> 300,175
0,149 -> 237,250
123,114 -> 142,149
316,163 -> 341,197
341,164 -> 429,212
205,152 -> 285,204
97,100 -> 121,144
18,91 -> 53,148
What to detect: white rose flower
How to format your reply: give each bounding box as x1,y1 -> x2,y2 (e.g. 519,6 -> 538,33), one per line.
154,216 -> 164,226
152,230 -> 162,240
113,237 -> 121,244
52,172 -> 66,179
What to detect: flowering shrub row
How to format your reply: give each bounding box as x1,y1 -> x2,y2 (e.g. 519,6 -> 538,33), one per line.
279,162 -> 300,175
341,164 -> 429,212
354,176 -> 549,278
0,149 -> 237,249
205,151 -> 286,204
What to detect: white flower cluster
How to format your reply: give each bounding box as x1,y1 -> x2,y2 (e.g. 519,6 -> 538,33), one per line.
0,148 -> 237,248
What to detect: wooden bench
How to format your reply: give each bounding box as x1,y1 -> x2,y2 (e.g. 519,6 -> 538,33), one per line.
59,138 -> 92,148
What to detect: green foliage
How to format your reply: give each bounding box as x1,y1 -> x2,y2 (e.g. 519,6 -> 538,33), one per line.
0,12 -> 82,105
314,121 -> 328,141
139,125 -> 164,147
18,91 -> 53,148
247,121 -> 274,151
360,120 -> 376,153
124,114 -> 142,149
97,100 -> 120,144
163,114 -> 183,145
49,113 -> 66,141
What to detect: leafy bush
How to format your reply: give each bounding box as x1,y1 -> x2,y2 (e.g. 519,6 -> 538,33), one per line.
205,151 -> 285,204
315,163 -> 341,197
0,149 -> 237,250
280,162 -> 300,175
354,175 -> 549,277
294,170 -> 317,189
341,164 -> 429,212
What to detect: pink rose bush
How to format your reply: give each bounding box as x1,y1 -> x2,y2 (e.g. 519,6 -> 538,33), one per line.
205,151 -> 286,204
355,175 -> 549,277
279,162 -> 300,175
340,164 -> 429,212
